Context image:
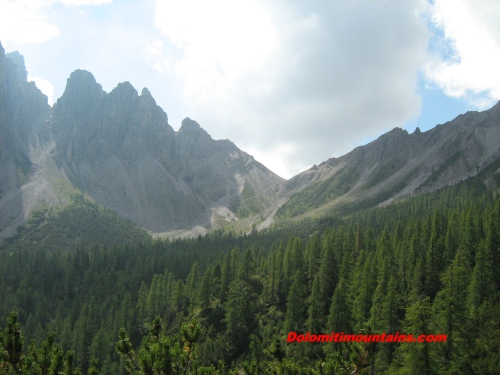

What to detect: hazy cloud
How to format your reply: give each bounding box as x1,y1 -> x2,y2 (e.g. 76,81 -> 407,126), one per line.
0,0 -> 60,44
425,0 -> 500,109
154,0 -> 278,99
0,0 -> 111,46
3,0 -> 496,179
29,76 -> 54,104
154,0 -> 428,178
58,0 -> 111,5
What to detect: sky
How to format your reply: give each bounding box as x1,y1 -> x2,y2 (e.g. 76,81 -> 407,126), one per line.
1,0 -> 500,179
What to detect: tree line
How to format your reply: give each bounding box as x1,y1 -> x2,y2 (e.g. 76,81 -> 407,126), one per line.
1,179 -> 499,374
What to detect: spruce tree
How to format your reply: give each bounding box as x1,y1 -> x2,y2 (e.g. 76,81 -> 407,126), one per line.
284,271 -> 306,333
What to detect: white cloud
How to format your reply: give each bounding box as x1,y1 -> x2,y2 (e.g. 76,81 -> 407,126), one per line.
3,0 -> 464,180
425,0 -> 500,109
247,143 -> 299,182
154,0 -> 428,178
0,0 -> 60,44
58,0 -> 111,5
29,76 -> 54,105
0,0 -> 112,45
154,0 -> 278,98
143,39 -> 168,72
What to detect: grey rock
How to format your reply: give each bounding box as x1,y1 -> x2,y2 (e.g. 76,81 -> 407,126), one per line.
2,41 -> 500,241
51,70 -> 283,233
276,101 -> 500,218
0,42 -> 54,241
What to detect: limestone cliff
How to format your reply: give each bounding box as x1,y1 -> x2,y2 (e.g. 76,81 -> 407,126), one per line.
51,70 -> 284,233
2,42 -> 500,241
0,43 -> 56,240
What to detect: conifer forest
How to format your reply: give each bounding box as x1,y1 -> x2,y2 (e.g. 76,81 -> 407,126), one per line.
1,179 -> 500,374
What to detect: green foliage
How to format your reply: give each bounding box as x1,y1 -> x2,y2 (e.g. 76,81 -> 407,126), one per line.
0,312 -> 86,375
116,317 -> 181,375
1,180 -> 499,374
363,157 -> 405,189
235,182 -> 267,219
2,195 -> 151,251
277,165 -> 359,218
116,317 -> 205,375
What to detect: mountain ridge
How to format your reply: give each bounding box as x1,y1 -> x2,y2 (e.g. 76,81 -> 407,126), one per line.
0,46 -> 285,241
276,102 -> 500,219
1,42 -> 500,244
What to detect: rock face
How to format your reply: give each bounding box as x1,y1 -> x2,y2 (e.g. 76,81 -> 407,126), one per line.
51,70 -> 284,232
0,44 -> 53,240
2,42 -> 500,241
277,102 -> 500,218
0,44 -> 284,240
0,47 -> 48,191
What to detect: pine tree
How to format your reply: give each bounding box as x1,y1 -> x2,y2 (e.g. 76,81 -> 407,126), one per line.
284,271 -> 306,333
0,312 -> 24,374
432,248 -> 472,374
199,268 -> 213,311
239,248 -> 254,282
425,211 -> 445,300
0,312 -> 84,375
306,234 -> 321,285
318,235 -> 338,314
224,278 -> 255,359
220,253 -> 232,303
327,277 -> 352,334
390,297 -> 435,375
186,262 -> 200,310
306,275 -> 323,333
115,317 -> 186,375
351,251 -> 376,330
466,238 -> 495,316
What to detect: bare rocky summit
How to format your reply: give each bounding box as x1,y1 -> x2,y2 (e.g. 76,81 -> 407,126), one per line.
0,44 -> 58,241
276,102 -> 500,219
0,45 -> 284,240
1,41 -> 500,242
51,70 -> 284,233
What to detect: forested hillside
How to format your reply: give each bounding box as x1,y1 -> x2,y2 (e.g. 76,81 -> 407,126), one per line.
1,179 -> 499,374
2,195 -> 151,251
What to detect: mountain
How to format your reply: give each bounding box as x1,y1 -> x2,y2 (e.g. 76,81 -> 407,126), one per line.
1,42 -> 500,245
276,103 -> 500,219
51,69 -> 284,235
0,43 -> 283,243
0,44 -> 60,241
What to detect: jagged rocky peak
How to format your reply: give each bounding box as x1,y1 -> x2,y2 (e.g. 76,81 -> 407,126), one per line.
172,117 -> 219,162
180,117 -> 202,132
178,117 -> 212,140
141,87 -> 152,97
55,69 -> 104,113
65,69 -> 102,94
0,46 -> 49,133
52,70 -> 176,164
109,81 -> 138,100
0,43 -> 6,92
140,87 -> 157,105
5,51 -> 27,81
383,127 -> 408,138
0,44 -> 52,242
367,127 -> 411,155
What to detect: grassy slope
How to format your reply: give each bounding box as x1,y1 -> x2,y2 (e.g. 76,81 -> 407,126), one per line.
274,155 -> 500,225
